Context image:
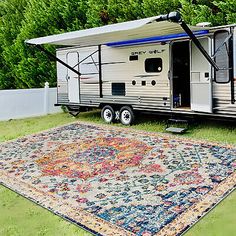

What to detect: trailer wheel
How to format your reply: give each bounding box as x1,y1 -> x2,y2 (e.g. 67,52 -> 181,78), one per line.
119,106 -> 135,125
101,105 -> 115,123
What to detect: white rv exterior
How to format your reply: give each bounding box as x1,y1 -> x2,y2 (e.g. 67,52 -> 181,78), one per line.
26,13 -> 236,124
57,43 -> 171,110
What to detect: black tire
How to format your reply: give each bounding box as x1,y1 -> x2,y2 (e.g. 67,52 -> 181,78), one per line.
119,106 -> 135,125
101,105 -> 115,123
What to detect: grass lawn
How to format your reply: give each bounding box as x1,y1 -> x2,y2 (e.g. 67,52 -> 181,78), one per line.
0,111 -> 235,236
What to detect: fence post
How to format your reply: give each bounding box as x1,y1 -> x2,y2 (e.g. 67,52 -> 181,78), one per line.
44,82 -> 49,115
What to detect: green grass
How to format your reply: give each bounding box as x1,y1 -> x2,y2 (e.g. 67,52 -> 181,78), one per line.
0,111 -> 235,236
0,185 -> 91,236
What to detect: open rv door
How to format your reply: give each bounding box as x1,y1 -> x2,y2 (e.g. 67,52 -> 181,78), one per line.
190,37 -> 212,113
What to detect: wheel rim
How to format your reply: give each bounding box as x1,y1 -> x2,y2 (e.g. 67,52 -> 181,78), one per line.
103,109 -> 113,122
121,110 -> 131,124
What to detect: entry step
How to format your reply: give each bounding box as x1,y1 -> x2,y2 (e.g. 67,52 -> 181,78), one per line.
165,118 -> 189,133
165,127 -> 187,133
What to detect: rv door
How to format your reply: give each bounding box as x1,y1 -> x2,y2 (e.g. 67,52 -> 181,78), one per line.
67,52 -> 80,103
190,37 -> 212,113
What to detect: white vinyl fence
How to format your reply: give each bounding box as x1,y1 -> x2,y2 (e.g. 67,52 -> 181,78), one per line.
0,82 -> 61,121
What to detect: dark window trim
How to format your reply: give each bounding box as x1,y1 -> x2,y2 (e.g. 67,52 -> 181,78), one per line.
145,58 -> 163,73
129,55 -> 138,61
213,30 -> 232,84
112,83 -> 126,96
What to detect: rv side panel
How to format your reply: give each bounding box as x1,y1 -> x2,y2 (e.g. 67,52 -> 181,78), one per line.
56,46 -> 101,106
79,46 -> 100,96
213,27 -> 236,115
101,44 -> 170,110
213,85 -> 236,116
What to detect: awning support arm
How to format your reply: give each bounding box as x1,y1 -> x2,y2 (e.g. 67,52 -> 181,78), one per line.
158,12 -> 219,71
180,21 -> 219,71
33,44 -> 81,76
98,45 -> 103,98
229,27 -> 235,104
72,49 -> 99,68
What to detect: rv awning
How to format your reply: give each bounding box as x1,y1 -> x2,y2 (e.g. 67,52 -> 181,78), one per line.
26,15 -> 209,47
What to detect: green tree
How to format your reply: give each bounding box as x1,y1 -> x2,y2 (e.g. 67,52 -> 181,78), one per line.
214,0 -> 236,24
108,0 -> 144,22
86,0 -> 109,27
17,0 -> 89,88
180,0 -> 225,25
0,0 -> 235,89
142,0 -> 181,17
0,0 -> 88,89
0,0 -> 27,88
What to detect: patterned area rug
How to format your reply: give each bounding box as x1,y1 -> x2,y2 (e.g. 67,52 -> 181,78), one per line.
0,122 -> 235,236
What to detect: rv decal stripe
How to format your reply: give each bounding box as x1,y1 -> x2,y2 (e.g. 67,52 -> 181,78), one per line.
135,74 -> 160,78
83,62 -> 126,65
80,73 -> 99,75
102,62 -> 126,65
81,81 -> 110,84
106,30 -> 209,47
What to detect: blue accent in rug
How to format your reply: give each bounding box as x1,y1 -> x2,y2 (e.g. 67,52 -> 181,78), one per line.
0,123 -> 235,236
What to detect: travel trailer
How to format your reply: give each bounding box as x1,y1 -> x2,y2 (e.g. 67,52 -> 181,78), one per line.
26,12 -> 236,126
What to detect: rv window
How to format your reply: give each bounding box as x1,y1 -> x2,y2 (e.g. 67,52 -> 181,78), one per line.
112,83 -> 125,96
214,30 -> 231,83
145,58 -> 162,73
129,55 -> 138,61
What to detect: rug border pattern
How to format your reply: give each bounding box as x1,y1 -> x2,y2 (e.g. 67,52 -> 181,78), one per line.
0,172 -> 134,236
0,120 -> 235,236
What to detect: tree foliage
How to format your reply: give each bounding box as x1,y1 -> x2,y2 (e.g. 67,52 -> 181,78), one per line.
0,0 -> 235,89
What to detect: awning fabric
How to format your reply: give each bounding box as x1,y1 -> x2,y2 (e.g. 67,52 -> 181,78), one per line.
25,15 -> 209,47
